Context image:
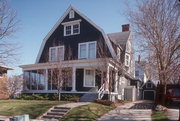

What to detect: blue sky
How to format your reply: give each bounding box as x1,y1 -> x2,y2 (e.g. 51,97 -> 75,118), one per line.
8,0 -> 135,75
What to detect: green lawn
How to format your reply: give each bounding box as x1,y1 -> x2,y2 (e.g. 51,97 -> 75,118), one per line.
61,103 -> 115,121
151,111 -> 169,121
0,100 -> 67,119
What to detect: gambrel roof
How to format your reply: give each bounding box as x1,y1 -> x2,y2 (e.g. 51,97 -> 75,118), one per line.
35,6 -> 116,63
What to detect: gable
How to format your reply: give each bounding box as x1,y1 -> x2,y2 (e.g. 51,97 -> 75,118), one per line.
35,6 -> 116,63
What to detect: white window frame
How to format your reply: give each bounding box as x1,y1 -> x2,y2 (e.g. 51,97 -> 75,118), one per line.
49,46 -> 64,62
117,47 -> 120,60
83,69 -> 95,87
125,53 -> 130,67
69,10 -> 74,19
62,20 -> 81,36
78,41 -> 97,59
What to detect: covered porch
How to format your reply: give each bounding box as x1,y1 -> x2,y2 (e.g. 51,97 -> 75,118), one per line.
20,58 -> 119,97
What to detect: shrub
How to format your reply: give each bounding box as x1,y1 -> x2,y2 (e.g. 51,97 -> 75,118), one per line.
61,94 -> 80,102
17,94 -> 49,100
94,99 -> 113,106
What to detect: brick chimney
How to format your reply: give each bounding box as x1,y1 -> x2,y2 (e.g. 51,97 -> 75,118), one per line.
122,24 -> 130,32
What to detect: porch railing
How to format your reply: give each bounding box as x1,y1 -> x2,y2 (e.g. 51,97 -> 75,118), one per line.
98,83 -> 105,99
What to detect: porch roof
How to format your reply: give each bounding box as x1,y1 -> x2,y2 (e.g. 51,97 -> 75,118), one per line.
19,58 -> 112,70
0,65 -> 14,70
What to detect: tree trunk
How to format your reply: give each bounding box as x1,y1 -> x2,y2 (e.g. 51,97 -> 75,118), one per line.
58,91 -> 61,101
162,84 -> 167,106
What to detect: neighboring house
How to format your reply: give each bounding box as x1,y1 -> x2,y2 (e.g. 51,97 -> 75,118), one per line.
20,6 -> 136,101
141,80 -> 156,100
0,65 -> 13,99
135,58 -> 148,84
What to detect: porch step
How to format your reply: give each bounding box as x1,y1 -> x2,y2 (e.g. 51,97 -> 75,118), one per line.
80,93 -> 98,102
41,106 -> 71,120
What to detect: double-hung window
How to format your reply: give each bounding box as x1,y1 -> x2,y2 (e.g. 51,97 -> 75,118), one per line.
125,53 -> 130,67
78,41 -> 96,59
65,26 -> 71,36
49,46 -> 64,62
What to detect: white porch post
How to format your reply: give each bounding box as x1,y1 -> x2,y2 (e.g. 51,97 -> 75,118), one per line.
105,66 -> 109,92
114,71 -> 118,93
45,69 -> 48,90
71,67 -> 76,92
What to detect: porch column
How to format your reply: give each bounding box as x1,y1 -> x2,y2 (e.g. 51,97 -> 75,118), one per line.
45,69 -> 48,90
105,66 -> 109,92
114,71 -> 118,93
71,67 -> 76,92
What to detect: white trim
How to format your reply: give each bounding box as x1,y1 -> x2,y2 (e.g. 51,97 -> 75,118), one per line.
83,69 -> 95,87
35,6 -> 116,63
141,80 -> 155,88
49,45 -> 64,62
78,41 -> 97,59
143,90 -> 155,100
61,19 -> 81,25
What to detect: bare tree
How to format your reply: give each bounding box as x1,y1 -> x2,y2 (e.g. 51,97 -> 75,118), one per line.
0,0 -> 19,65
47,45 -> 73,101
7,75 -> 23,98
127,0 -> 180,104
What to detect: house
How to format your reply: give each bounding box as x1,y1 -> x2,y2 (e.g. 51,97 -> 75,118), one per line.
0,65 -> 13,99
20,6 -> 136,101
141,80 -> 156,100
135,57 -> 149,84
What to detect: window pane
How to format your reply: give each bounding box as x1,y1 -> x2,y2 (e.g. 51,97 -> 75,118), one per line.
66,26 -> 71,35
73,24 -> 79,34
50,48 -> 56,62
85,70 -> 94,87
57,47 -> 64,61
80,44 -> 86,58
88,43 -> 96,58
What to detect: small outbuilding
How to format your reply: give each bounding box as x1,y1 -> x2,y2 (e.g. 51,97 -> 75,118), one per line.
141,80 -> 156,100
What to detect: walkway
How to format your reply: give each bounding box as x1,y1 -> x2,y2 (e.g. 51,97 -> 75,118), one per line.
98,100 -> 153,121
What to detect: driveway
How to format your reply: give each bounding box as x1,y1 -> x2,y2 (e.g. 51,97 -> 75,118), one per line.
98,100 -> 153,121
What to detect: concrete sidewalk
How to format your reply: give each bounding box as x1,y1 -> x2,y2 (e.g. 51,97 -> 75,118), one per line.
98,101 -> 152,121
167,108 -> 179,121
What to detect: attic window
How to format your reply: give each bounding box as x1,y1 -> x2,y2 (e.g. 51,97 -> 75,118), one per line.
62,19 -> 81,36
69,10 -> 74,19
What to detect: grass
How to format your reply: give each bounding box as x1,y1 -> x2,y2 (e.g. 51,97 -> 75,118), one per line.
151,111 -> 169,121
61,103 -> 115,121
0,100 -> 67,119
